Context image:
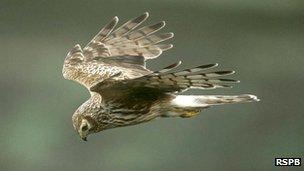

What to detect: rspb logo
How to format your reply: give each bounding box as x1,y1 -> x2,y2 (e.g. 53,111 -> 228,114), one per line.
275,158 -> 301,166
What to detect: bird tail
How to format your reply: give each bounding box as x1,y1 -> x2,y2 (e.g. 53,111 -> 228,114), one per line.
163,94 -> 259,118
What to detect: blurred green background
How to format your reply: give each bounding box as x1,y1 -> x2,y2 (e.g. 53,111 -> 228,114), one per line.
1,0 -> 304,170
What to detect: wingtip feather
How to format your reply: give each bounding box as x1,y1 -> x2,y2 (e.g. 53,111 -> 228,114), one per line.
143,12 -> 149,18
113,16 -> 119,22
246,94 -> 260,102
160,21 -> 166,27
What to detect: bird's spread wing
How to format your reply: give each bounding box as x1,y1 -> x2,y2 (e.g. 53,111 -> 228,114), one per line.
62,12 -> 173,88
90,61 -> 239,102
83,12 -> 173,59
133,62 -> 239,92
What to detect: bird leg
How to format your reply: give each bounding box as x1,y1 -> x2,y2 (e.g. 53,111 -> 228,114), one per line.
180,109 -> 201,118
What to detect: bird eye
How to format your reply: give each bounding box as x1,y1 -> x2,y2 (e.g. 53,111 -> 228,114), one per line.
81,124 -> 88,131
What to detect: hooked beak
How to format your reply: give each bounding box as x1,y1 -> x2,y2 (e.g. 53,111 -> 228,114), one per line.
79,131 -> 88,141
81,137 -> 87,141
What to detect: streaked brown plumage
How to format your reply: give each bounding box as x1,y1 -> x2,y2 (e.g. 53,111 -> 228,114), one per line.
62,12 -> 259,141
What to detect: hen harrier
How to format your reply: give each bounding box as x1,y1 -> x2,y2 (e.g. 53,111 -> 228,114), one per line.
62,12 -> 259,141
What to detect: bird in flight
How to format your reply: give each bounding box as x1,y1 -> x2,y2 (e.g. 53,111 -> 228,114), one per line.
62,12 -> 259,141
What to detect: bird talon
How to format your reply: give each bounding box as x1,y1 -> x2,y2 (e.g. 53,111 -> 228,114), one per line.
180,110 -> 200,118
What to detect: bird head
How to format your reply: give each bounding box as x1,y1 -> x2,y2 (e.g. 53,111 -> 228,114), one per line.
72,114 -> 97,141
78,117 -> 91,141
72,94 -> 104,141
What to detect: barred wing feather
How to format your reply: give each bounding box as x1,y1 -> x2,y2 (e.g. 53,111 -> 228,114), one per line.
90,62 -> 240,93
63,12 -> 173,88
83,12 -> 173,59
